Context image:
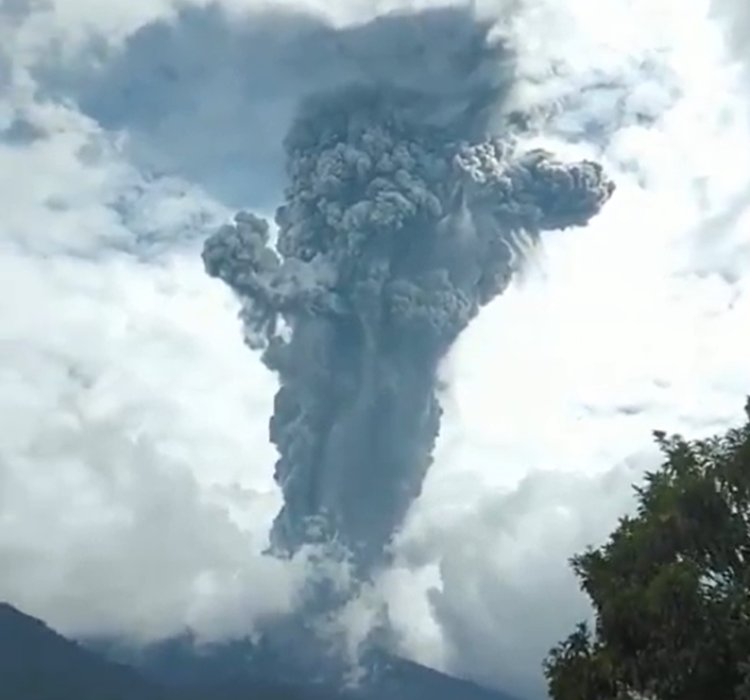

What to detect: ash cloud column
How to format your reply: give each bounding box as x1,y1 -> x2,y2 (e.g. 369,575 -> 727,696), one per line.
202,9 -> 615,580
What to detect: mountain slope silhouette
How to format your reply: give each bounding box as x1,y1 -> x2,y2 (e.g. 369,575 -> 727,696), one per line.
1,602 -> 524,700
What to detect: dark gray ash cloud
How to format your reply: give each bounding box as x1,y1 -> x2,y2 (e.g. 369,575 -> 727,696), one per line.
201,6 -> 615,580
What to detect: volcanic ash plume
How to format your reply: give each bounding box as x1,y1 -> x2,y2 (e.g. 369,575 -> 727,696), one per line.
203,81 -> 614,577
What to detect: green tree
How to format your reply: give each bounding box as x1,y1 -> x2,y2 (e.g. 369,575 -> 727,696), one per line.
544,399 -> 750,700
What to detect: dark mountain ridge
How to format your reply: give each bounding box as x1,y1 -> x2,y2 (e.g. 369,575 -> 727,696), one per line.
0,602 -> 169,700
1,601 -> 523,700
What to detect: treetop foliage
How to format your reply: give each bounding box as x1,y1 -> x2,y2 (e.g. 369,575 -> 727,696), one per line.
545,399 -> 750,700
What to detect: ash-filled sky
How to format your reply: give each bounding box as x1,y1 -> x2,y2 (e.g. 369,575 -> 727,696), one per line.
1,1 -> 750,699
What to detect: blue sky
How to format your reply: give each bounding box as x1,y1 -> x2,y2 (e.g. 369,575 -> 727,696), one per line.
1,1 -> 750,698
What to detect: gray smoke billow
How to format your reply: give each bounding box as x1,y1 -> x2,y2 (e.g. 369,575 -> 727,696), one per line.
202,7 -> 615,580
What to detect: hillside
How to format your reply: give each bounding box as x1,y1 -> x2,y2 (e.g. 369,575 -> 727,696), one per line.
1,602 -> 523,700
0,603 -> 169,700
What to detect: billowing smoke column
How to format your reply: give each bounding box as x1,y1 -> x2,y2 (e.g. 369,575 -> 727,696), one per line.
202,11 -> 614,579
